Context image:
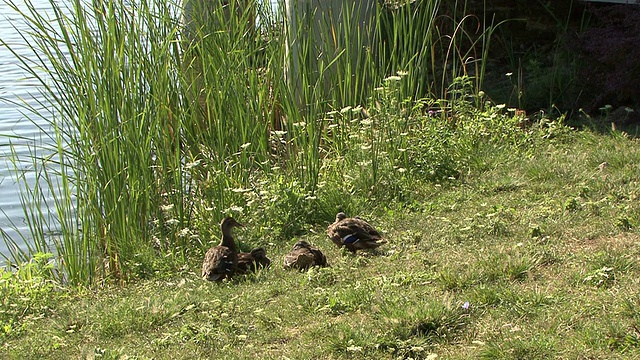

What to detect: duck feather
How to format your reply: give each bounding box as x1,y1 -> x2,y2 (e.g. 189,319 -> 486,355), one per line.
236,247 -> 271,274
327,212 -> 387,253
283,240 -> 328,270
201,217 -> 243,282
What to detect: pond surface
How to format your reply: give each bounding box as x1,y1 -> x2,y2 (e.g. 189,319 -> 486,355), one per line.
0,0 -> 60,260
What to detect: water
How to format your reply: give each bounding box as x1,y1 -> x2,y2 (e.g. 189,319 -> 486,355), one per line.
0,0 -> 61,260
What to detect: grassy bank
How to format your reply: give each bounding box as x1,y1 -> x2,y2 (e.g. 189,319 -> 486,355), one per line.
2,125 -> 640,358
1,0 -> 640,358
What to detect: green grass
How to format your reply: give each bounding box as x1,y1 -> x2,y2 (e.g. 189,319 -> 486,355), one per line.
2,0 -> 640,357
2,127 -> 640,359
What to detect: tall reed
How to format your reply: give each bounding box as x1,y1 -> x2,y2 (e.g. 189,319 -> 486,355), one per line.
377,0 -> 440,99
2,0 -> 190,284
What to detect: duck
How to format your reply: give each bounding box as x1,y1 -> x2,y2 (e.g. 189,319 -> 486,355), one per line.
326,212 -> 387,253
283,240 -> 328,270
236,247 -> 271,274
201,217 -> 244,282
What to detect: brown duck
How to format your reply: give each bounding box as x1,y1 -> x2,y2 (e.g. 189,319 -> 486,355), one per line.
326,212 -> 387,253
283,240 -> 328,270
201,217 -> 243,282
236,247 -> 271,274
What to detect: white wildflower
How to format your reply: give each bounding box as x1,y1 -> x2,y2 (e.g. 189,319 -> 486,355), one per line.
340,106 -> 353,114
177,228 -> 191,238
384,75 -> 402,82
165,218 -> 180,226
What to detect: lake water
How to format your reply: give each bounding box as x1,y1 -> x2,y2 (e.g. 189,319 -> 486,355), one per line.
0,0 -> 60,260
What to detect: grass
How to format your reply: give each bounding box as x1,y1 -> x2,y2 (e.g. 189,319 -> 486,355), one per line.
2,126 -> 640,359
1,0 -> 640,358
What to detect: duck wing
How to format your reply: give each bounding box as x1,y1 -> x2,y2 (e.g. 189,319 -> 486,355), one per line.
202,246 -> 237,281
329,218 -> 383,243
284,241 -> 329,270
284,248 -> 309,270
236,251 -> 256,274
237,248 -> 271,274
309,247 -> 328,267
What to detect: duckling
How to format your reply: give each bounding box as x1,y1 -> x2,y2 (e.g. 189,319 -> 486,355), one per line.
283,240 -> 328,270
201,217 -> 244,282
326,212 -> 387,253
236,247 -> 271,274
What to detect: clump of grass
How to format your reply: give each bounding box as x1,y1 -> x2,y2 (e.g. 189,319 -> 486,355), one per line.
479,335 -> 557,360
0,253 -> 65,341
380,298 -> 471,348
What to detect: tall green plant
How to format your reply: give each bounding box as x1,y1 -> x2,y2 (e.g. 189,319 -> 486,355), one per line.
377,0 -> 441,99
1,0 -> 191,284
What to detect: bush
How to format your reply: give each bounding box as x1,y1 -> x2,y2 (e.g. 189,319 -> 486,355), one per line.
0,253 -> 65,340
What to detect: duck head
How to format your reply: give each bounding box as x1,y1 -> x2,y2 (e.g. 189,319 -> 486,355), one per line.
250,247 -> 271,268
220,217 -> 244,231
335,212 -> 347,222
250,247 -> 266,257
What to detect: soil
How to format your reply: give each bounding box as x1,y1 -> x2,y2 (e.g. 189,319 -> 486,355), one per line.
458,1 -> 640,123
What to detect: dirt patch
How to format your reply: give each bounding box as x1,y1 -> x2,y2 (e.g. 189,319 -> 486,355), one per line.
566,232 -> 640,254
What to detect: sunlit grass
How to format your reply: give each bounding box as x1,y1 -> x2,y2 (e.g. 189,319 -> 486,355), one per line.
2,0 -> 640,357
2,126 -> 640,357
